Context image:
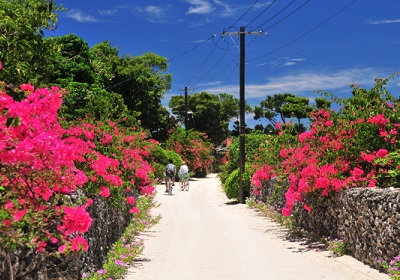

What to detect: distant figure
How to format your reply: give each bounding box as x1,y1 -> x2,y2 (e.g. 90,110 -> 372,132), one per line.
178,161 -> 190,190
165,159 -> 176,193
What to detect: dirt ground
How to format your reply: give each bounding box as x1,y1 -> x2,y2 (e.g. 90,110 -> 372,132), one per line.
125,174 -> 389,280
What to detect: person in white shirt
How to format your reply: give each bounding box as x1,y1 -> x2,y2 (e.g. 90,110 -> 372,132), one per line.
178,161 -> 190,190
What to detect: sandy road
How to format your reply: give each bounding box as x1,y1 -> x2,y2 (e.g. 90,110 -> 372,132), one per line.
125,174 -> 389,280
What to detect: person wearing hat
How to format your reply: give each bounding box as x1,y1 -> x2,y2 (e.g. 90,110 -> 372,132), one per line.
178,161 -> 190,190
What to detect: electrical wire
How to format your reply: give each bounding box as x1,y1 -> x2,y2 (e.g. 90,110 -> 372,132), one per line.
225,0 -> 260,32
267,33 -> 374,80
244,0 -> 277,28
247,0 -> 359,63
185,42 -> 218,86
192,43 -> 236,88
262,0 -> 313,31
168,34 -> 216,62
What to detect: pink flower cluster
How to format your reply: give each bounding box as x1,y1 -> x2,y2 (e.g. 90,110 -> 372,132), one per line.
0,84 -> 156,254
252,108 -> 399,216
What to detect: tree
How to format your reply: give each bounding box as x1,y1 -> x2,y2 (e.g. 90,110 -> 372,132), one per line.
254,93 -> 328,133
169,92 -> 241,145
45,34 -> 95,86
59,82 -> 139,127
89,40 -> 120,87
98,51 -> 173,140
0,0 -> 64,85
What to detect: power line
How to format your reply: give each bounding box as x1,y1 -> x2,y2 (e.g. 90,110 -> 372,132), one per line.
245,0 -> 278,28
225,0 -> 260,31
267,33 -> 374,81
185,42 -> 218,86
261,0 -> 313,31
168,34 -> 216,62
192,46 -> 233,88
247,0 -> 359,63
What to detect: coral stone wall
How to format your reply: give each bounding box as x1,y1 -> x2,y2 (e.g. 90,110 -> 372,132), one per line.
252,181 -> 400,269
0,195 -> 132,280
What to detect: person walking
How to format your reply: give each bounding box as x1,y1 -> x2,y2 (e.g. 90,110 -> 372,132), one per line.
165,159 -> 176,193
178,161 -> 190,190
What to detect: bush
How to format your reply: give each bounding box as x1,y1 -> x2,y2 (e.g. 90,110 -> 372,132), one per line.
163,127 -> 214,177
223,164 -> 252,200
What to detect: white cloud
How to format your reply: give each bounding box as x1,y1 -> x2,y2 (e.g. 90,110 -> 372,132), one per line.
269,57 -> 306,68
134,5 -> 181,23
145,5 -> 165,18
186,0 -> 214,15
66,9 -> 98,23
213,0 -> 234,17
367,19 -> 400,25
98,9 -> 118,16
200,68 -> 387,99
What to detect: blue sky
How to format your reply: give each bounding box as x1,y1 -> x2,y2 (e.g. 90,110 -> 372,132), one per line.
48,0 -> 400,128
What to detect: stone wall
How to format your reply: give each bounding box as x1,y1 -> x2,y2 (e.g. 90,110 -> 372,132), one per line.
0,194 -> 132,280
252,180 -> 400,269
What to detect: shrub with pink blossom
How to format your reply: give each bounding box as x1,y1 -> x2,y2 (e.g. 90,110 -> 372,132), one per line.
251,76 -> 400,216
0,82 -> 157,257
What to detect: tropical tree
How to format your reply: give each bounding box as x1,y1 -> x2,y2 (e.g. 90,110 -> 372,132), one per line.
89,40 -> 120,87
0,0 -> 64,85
45,34 -> 96,86
169,91 -> 241,145
253,93 -> 323,133
59,82 -> 139,127
103,52 -> 173,139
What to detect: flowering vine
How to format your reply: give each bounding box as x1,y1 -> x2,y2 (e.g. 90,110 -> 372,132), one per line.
0,83 -> 157,254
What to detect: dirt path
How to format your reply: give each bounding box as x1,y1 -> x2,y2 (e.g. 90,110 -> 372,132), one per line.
125,174 -> 389,280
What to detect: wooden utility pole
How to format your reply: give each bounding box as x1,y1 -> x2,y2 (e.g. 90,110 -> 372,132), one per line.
178,87 -> 193,136
223,26 -> 261,204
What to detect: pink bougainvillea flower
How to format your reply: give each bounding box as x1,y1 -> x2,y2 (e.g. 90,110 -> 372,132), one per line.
0,61 -> 2,69
36,240 -> 47,252
126,196 -> 135,205
4,200 -> 14,209
350,167 -> 364,178
13,210 -> 26,221
304,204 -> 312,213
50,237 -> 58,244
20,83 -> 34,93
129,207 -> 140,214
253,188 -> 260,196
86,198 -> 93,206
361,153 -> 375,162
70,235 -> 89,251
282,207 -> 291,217
58,244 -> 67,253
139,185 -> 154,196
325,120 -> 333,127
99,186 -> 111,198
376,149 -> 389,158
58,206 -> 92,236
4,219 -> 12,227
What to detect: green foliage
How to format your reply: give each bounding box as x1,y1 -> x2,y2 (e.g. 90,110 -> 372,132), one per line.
169,91 -> 240,145
253,93 -> 329,132
45,34 -> 96,86
220,131 -> 270,186
0,0 -> 64,85
103,52 -> 173,139
59,83 -> 139,126
163,127 -> 214,177
149,145 -> 170,181
324,237 -> 347,256
89,41 -> 120,87
223,164 -> 252,200
378,256 -> 400,280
